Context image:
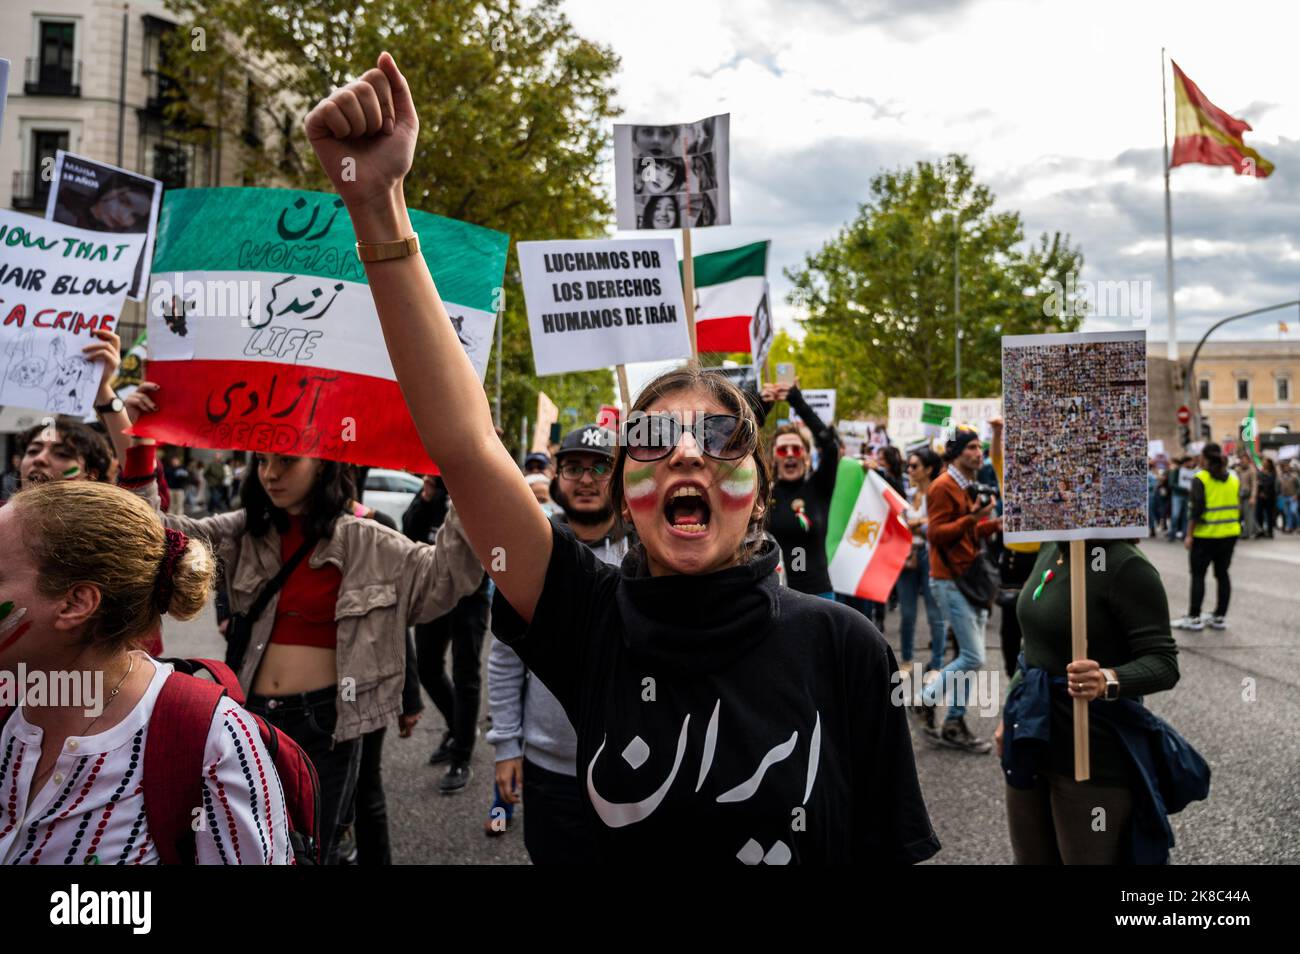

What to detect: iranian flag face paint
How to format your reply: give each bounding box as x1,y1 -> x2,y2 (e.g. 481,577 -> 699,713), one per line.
625,465 -> 659,512
717,462 -> 756,510
0,601 -> 32,653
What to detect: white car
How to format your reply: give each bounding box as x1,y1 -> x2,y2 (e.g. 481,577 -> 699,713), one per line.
361,468 -> 425,526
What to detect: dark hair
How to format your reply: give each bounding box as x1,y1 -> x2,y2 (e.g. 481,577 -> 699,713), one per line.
879,445 -> 904,483
1202,442 -> 1229,481
640,194 -> 679,229
610,366 -> 771,563
241,455 -> 355,541
17,416 -> 113,482
908,447 -> 942,481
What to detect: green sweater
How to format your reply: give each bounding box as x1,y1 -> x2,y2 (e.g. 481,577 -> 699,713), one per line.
1011,541 -> 1179,784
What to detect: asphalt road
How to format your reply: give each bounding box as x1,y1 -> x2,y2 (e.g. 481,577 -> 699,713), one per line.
161,532 -> 1300,864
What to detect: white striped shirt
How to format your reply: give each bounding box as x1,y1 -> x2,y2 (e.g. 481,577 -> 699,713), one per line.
1,655 -> 290,865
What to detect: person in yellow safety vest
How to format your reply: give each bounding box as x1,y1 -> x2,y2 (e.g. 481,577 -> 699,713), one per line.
1172,443 -> 1240,633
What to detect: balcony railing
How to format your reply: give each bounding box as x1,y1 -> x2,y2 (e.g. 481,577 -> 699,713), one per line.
11,171 -> 53,211
24,56 -> 81,97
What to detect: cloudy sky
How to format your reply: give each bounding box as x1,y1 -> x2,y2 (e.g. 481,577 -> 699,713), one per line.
566,0 -> 1299,361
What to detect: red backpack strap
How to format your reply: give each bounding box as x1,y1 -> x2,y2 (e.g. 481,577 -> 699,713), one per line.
143,672 -> 227,865
183,658 -> 246,706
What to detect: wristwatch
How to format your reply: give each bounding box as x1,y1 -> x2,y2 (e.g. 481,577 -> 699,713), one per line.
355,234 -> 420,263
1102,669 -> 1120,701
94,395 -> 124,415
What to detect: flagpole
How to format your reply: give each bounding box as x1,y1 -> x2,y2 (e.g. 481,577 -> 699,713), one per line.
1162,47 -> 1178,364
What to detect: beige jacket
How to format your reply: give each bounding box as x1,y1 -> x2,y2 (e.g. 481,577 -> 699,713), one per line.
133,475 -> 484,742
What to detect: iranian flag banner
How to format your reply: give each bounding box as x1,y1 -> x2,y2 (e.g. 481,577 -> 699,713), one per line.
825,460 -> 912,601
683,240 -> 768,353
136,188 -> 508,472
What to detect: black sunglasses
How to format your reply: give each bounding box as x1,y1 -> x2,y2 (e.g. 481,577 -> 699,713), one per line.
622,412 -> 756,462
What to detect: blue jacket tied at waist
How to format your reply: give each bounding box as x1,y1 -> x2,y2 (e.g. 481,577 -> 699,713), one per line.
1002,660 -> 1211,865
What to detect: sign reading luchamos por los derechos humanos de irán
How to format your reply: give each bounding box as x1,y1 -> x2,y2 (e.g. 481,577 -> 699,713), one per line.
517,238 -> 692,375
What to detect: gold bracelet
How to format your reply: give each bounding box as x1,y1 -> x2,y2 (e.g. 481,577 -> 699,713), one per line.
355,234 -> 421,263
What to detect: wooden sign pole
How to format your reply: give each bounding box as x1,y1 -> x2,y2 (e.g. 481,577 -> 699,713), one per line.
1069,538 -> 1091,781
616,364 -> 631,412
681,226 -> 698,363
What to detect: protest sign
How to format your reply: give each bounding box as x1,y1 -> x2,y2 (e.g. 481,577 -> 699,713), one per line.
1001,330 -> 1148,543
0,211 -> 143,416
826,462 -> 912,601
1278,444 -> 1299,462
705,364 -> 759,401
137,188 -> 508,472
836,420 -> 886,458
751,284 -> 773,372
46,151 -> 161,301
1148,439 -> 1165,458
888,396 -> 1002,447
613,114 -> 731,231
790,388 -> 836,428
517,238 -> 691,375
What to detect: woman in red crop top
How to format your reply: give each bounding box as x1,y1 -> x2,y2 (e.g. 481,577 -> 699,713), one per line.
113,393 -> 484,863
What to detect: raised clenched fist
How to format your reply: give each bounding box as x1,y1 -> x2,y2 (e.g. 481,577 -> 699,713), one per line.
304,52 -> 418,216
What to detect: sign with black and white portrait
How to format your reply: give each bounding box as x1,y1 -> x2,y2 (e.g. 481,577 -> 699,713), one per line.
613,114 -> 731,231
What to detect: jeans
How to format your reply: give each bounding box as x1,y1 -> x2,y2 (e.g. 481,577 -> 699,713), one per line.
353,727 -> 391,865
1282,494 -> 1300,531
415,575 -> 490,762
895,547 -> 945,667
1167,494 -> 1187,540
1189,536 -> 1236,617
521,759 -> 601,864
247,686 -> 363,865
923,578 -> 988,722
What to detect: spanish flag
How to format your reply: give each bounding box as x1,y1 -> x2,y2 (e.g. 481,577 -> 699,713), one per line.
1171,61 -> 1274,177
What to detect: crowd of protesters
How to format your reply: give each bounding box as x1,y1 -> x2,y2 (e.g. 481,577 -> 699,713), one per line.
0,54 -> 1231,866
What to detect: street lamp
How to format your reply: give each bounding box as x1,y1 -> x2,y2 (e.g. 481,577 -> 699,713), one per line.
1181,298 -> 1300,446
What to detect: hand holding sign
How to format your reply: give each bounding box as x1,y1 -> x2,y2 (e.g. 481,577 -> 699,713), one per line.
304,52 -> 416,219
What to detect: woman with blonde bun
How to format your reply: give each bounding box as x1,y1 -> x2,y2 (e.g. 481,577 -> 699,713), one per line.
0,480 -> 290,864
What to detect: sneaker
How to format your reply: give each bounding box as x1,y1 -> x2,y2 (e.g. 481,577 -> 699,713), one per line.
935,718 -> 992,754
1209,615 -> 1227,630
1171,615 -> 1204,631
910,701 -> 938,738
428,731 -> 454,766
440,761 -> 472,795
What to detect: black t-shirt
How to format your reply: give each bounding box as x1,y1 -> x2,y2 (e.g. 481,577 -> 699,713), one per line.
491,523 -> 940,864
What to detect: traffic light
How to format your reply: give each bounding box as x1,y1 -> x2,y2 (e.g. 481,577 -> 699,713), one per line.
1201,421 -> 1212,441
1180,424 -> 1191,448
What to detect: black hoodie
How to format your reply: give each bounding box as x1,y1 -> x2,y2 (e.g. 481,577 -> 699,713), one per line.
491,523 -> 940,864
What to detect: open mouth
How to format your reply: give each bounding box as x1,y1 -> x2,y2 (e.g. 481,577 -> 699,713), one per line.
663,484 -> 712,537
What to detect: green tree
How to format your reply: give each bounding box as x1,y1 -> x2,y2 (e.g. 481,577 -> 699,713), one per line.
163,0 -> 618,456
785,154 -> 1085,419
